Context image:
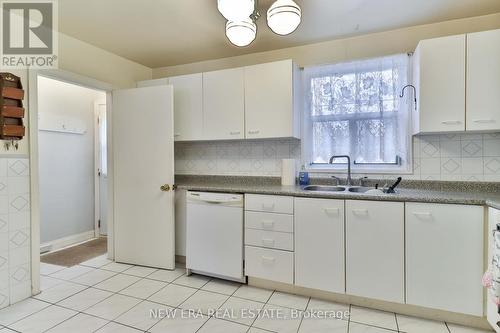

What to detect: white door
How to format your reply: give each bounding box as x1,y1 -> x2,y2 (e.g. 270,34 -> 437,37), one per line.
203,68 -> 245,140
346,200 -> 404,303
112,85 -> 175,269
466,29 -> 500,131
97,103 -> 108,235
295,198 -> 345,293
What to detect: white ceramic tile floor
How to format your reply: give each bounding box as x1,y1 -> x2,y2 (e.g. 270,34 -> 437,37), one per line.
93,273 -> 141,293
9,305 -> 76,333
39,263 -> 65,276
79,255 -> 113,269
119,278 -> 167,299
122,266 -> 158,278
45,312 -> 108,333
0,261 -> 493,333
48,265 -> 95,281
70,269 -> 116,286
147,267 -> 185,282
57,287 -> 113,311
33,281 -> 87,303
148,283 -> 198,307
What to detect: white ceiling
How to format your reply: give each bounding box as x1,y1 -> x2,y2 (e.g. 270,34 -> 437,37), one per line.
59,0 -> 500,68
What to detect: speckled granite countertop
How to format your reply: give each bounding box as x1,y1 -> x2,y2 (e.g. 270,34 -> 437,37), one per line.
175,175 -> 500,208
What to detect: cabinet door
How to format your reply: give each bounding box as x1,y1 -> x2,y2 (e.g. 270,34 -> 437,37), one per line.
244,60 -> 298,139
203,68 -> 245,140
467,29 -> 500,131
168,73 -> 203,141
406,203 -> 483,316
295,198 -> 345,293
346,200 -> 404,303
415,34 -> 466,133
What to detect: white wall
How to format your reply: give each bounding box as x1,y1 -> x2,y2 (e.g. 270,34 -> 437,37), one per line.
37,76 -> 105,244
153,13 -> 500,77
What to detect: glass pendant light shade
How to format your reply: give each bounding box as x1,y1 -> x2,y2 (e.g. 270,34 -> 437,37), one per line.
218,0 -> 255,21
225,19 -> 257,47
267,0 -> 301,35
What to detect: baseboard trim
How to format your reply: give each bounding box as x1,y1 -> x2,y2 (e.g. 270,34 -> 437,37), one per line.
248,277 -> 490,330
40,230 -> 96,254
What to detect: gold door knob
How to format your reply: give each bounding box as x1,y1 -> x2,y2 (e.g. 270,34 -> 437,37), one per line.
160,184 -> 170,192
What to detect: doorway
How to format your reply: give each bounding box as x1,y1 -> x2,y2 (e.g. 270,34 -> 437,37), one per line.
36,76 -> 108,265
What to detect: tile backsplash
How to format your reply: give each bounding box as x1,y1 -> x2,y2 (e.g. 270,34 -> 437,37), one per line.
0,157 -> 31,309
175,139 -> 301,176
175,133 -> 500,182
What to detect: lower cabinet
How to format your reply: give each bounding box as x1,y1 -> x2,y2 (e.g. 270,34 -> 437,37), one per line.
346,200 -> 405,303
406,203 -> 484,316
244,194 -> 294,284
245,246 -> 294,284
294,198 -> 345,293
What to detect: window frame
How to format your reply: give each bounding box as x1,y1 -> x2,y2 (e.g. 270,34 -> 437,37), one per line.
301,54 -> 414,175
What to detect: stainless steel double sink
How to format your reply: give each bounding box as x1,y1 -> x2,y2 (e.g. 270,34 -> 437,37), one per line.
303,185 -> 375,193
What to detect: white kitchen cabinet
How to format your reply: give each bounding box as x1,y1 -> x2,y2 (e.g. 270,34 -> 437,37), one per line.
244,60 -> 300,139
295,198 -> 345,293
168,73 -> 203,141
406,203 -> 484,316
245,194 -> 294,214
203,68 -> 245,140
413,34 -> 466,133
245,246 -> 294,284
467,29 -> 500,131
346,200 -> 404,303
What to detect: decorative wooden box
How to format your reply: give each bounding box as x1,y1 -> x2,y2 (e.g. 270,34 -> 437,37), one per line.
0,73 -> 25,140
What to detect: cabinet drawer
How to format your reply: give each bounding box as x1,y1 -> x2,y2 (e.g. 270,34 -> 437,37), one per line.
245,194 -> 293,214
245,211 -> 293,232
245,229 -> 293,251
245,246 -> 293,284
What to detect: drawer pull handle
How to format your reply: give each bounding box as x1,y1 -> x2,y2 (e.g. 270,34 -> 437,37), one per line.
230,131 -> 241,135
261,256 -> 275,264
248,130 -> 260,135
352,209 -> 368,216
262,203 -> 275,211
262,220 -> 274,229
174,133 -> 181,137
413,212 -> 433,219
473,119 -> 495,123
262,238 -> 275,247
441,120 -> 461,125
324,207 -> 339,215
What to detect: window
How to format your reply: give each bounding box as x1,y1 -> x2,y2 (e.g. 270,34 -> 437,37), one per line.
303,54 -> 412,173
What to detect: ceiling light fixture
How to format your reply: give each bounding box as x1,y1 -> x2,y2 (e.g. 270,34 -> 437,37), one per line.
217,0 -> 255,21
226,19 -> 257,47
267,0 -> 301,35
218,0 -> 302,47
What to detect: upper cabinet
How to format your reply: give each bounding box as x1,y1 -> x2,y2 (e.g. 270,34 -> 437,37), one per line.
244,60 -> 300,139
413,34 -> 466,134
168,74 -> 203,141
466,29 -> 500,131
413,29 -> 500,134
141,60 -> 301,141
203,68 -> 245,140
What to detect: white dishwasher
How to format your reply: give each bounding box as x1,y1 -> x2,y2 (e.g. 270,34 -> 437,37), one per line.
186,191 -> 244,282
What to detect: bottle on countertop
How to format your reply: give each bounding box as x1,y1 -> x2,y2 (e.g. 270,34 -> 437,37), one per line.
299,165 -> 309,186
